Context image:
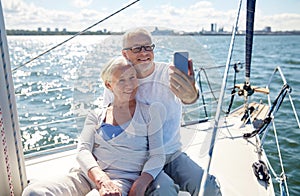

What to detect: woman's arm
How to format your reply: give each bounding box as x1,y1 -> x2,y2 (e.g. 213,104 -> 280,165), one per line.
76,111 -> 121,195
76,111 -> 100,174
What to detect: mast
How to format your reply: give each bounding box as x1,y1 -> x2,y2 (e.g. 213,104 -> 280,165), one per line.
245,0 -> 256,84
242,0 -> 256,122
0,2 -> 28,195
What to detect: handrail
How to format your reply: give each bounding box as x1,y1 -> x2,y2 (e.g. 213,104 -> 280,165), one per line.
266,66 -> 300,128
259,65 -> 298,196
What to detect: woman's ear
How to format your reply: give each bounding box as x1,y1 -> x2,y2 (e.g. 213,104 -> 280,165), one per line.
105,81 -> 112,91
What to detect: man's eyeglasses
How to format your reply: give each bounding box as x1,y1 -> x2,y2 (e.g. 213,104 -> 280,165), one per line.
123,44 -> 155,53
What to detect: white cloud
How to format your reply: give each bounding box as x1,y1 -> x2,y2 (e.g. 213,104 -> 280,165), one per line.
1,0 -> 299,32
263,13 -> 300,31
2,0 -> 24,12
71,0 -> 93,8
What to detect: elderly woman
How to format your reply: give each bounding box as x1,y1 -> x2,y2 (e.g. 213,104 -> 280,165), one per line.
22,56 -> 169,196
77,56 -> 166,196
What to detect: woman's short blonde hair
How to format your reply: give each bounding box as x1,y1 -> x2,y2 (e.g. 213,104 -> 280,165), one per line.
101,56 -> 131,83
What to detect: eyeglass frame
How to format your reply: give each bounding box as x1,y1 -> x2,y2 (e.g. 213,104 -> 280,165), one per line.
122,44 -> 155,53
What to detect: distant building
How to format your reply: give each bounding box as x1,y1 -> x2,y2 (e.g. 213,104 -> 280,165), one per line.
62,28 -> 67,32
263,26 -> 272,32
211,23 -> 217,32
55,28 -> 59,32
152,27 -> 174,35
37,27 -> 42,32
46,28 -> 51,32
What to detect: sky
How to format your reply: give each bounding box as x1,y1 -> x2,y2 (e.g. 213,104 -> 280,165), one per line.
1,0 -> 300,32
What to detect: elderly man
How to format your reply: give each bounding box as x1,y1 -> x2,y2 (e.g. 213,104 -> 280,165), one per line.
103,27 -> 221,196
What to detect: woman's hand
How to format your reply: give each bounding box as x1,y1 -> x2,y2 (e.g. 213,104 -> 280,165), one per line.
98,181 -> 121,196
88,167 -> 121,196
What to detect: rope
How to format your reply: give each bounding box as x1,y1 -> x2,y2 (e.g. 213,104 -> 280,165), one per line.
263,150 -> 289,196
12,0 -> 140,72
226,62 -> 241,114
272,119 -> 290,196
0,108 -> 14,196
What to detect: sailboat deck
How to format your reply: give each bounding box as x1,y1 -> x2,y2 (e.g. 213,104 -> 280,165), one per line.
180,106 -> 274,195
230,102 -> 269,122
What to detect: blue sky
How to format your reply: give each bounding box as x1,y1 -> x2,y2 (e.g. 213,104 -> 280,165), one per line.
2,0 -> 300,32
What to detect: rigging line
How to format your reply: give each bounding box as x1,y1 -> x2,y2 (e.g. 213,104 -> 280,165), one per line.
198,0 -> 243,195
275,66 -> 300,128
263,150 -> 289,196
21,116 -> 85,129
12,0 -> 140,72
272,119 -> 290,196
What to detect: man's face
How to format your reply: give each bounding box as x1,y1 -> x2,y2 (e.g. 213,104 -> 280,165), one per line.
122,33 -> 154,78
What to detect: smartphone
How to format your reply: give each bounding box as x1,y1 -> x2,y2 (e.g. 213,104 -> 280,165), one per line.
173,51 -> 189,74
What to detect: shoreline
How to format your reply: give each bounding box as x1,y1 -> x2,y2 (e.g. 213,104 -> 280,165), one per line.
6,29 -> 300,36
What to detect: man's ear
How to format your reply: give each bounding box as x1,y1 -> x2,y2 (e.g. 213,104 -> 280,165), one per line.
105,81 -> 112,91
122,50 -> 128,59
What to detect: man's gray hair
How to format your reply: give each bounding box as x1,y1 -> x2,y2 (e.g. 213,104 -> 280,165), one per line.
122,28 -> 152,48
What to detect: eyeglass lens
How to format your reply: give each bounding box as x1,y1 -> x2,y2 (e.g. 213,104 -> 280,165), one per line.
131,44 -> 155,53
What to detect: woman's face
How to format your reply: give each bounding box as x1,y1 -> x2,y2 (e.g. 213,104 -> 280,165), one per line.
107,64 -> 138,102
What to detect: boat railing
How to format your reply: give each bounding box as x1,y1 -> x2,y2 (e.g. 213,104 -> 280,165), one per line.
243,65 -> 299,196
263,65 -> 300,196
24,143 -> 77,160
254,65 -> 300,146
265,66 -> 300,130
181,62 -> 244,126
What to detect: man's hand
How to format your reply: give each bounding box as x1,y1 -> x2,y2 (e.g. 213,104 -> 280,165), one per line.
170,59 -> 199,104
128,172 -> 153,196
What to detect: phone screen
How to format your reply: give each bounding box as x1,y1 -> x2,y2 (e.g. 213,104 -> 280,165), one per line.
174,52 -> 188,74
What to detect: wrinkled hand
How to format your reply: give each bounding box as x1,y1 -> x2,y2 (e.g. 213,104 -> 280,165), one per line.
88,167 -> 121,196
170,59 -> 198,104
98,180 -> 121,196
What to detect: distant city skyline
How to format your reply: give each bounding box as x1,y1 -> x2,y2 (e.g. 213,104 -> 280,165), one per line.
12,23 -> 295,34
2,0 -> 300,32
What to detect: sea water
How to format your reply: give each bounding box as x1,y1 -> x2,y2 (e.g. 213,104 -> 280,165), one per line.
7,34 -> 300,195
